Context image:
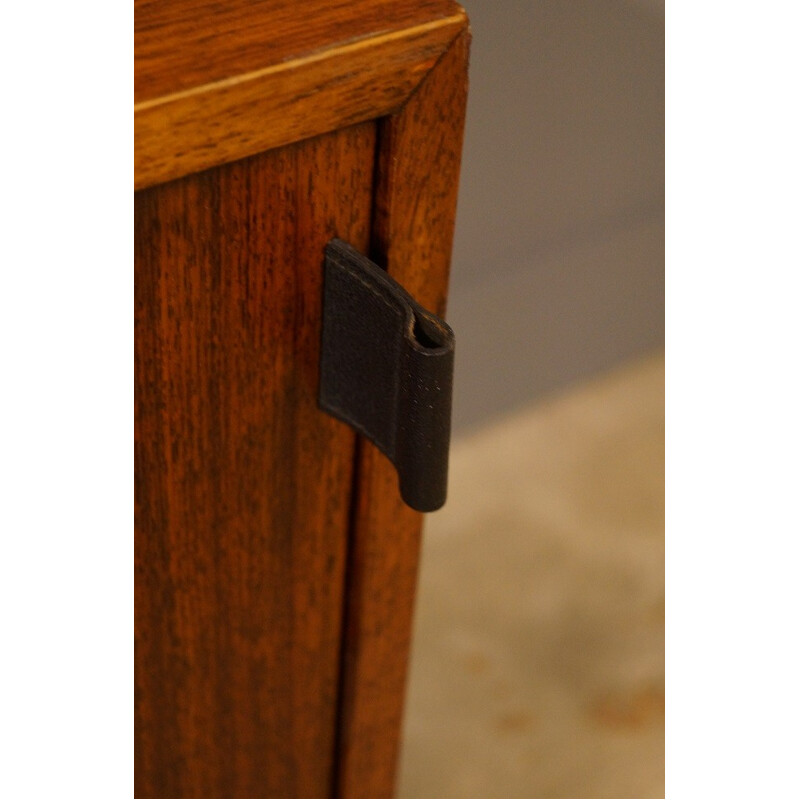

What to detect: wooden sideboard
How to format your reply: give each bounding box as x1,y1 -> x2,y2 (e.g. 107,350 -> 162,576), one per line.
134,2 -> 469,796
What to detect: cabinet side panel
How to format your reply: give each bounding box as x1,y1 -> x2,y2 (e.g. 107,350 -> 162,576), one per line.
134,121 -> 375,799
336,28 -> 470,799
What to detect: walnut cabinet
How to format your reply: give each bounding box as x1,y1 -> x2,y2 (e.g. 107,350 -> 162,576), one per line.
134,2 -> 469,796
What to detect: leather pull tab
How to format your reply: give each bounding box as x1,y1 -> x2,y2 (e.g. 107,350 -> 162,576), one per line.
319,239 -> 455,512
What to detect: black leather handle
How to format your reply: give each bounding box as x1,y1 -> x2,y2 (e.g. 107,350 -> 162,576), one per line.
319,239 -> 454,512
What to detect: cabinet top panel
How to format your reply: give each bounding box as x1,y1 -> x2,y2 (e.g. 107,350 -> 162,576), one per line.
135,0 -> 467,189
135,0 -> 463,103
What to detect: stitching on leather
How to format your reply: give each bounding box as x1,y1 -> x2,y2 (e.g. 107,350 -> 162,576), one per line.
332,256 -> 401,316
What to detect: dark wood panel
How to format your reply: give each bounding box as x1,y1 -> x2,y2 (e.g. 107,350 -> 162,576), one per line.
134,121 -> 375,799
335,27 -> 470,799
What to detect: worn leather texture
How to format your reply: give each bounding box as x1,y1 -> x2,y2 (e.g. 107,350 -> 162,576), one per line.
319,239 -> 455,512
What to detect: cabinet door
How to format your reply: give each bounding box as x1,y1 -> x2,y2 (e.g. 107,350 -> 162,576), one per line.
135,122 -> 375,799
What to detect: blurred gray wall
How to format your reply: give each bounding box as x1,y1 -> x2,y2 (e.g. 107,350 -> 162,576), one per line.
449,0 -> 664,431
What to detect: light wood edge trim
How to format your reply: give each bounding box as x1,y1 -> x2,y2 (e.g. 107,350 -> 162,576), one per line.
134,14 -> 462,113
134,12 -> 465,190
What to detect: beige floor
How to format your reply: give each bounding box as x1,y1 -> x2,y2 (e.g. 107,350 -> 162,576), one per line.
397,352 -> 665,799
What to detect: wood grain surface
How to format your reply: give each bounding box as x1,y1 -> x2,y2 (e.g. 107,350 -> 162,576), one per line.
134,121 -> 375,799
335,27 -> 471,799
134,0 -> 466,190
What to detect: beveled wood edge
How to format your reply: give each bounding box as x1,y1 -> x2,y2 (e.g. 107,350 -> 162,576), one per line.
134,11 -> 466,190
